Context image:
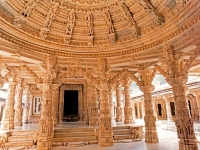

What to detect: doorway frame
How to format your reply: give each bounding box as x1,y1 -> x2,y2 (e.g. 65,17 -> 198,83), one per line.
59,84 -> 83,122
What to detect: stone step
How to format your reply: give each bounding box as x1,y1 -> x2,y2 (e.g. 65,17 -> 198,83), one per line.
113,134 -> 133,140
5,141 -> 34,147
8,135 -> 35,142
53,136 -> 97,142
113,129 -> 132,135
112,126 -> 130,130
10,130 -> 37,136
54,132 -> 95,138
54,128 -> 94,133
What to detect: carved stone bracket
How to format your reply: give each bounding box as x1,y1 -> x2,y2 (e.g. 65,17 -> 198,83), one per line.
87,36 -> 93,46
39,27 -> 50,39
12,15 -> 27,28
135,0 -> 165,26
120,3 -> 140,37
165,0 -> 177,9
64,34 -> 72,44
20,0 -> 41,17
149,11 -> 165,26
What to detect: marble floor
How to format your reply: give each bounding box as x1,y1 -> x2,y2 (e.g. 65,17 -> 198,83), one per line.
1,119 -> 200,150
51,120 -> 200,150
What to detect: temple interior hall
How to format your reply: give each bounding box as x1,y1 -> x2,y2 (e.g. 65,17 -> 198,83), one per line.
0,0 -> 200,150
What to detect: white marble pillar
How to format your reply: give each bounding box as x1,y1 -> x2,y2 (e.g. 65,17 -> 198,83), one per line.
37,83 -> 53,149
132,102 -> 136,120
1,78 -> 17,129
171,81 -> 197,150
52,84 -> 60,126
29,95 -> 33,116
14,82 -> 24,126
137,102 -> 141,119
140,85 -> 158,143
194,92 -> 200,122
116,82 -> 123,122
86,85 -> 91,124
109,90 -> 115,123
141,100 -> 145,119
165,100 -> 173,121
138,69 -> 158,143
123,79 -> 134,124
97,58 -> 113,146
23,85 -> 30,124
89,85 -> 98,126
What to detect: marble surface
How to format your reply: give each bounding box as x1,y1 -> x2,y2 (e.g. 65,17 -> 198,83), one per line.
51,120 -> 200,150
1,119 -> 200,150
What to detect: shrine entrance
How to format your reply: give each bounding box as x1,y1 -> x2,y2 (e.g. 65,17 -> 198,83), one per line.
63,90 -> 79,122
59,84 -> 84,123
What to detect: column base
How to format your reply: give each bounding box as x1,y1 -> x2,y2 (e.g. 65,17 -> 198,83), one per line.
1,121 -> 14,129
37,137 -> 52,150
179,139 -> 198,150
116,117 -> 123,122
89,119 -> 98,126
23,121 -> 28,124
53,122 -> 58,127
98,136 -> 113,147
14,121 -> 22,127
145,131 -> 159,143
124,118 -> 134,124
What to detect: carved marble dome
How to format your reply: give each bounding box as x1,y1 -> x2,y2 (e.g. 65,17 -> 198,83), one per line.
0,1 -> 200,149
0,0 -> 199,73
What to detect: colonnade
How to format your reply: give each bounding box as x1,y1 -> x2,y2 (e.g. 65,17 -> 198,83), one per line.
0,75 -> 199,149
0,55 -> 199,150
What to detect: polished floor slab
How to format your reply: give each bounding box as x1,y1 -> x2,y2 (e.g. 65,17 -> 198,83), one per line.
51,120 -> 200,150
1,119 -> 200,150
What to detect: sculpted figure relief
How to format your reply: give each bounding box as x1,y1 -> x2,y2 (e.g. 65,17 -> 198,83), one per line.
135,0 -> 154,12
21,0 -> 40,17
66,10 -> 76,35
102,10 -> 115,34
121,3 -> 136,26
44,1 -> 60,28
85,13 -> 93,36
135,0 -> 165,25
120,3 -> 140,37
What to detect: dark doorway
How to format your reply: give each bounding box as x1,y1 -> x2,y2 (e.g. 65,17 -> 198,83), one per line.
158,104 -> 162,116
188,100 -> 192,117
170,102 -> 175,116
63,90 -> 78,122
135,106 -> 138,118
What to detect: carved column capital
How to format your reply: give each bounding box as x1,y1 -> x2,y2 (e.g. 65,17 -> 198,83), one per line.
115,80 -> 122,89
137,68 -> 156,86
37,83 -> 52,91
139,85 -> 155,94
122,77 -> 132,88
166,76 -> 188,86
